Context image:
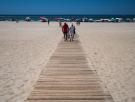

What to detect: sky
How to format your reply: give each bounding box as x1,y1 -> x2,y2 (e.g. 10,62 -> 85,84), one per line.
0,0 -> 135,15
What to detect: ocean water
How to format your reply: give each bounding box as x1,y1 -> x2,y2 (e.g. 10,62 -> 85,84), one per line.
0,15 -> 135,22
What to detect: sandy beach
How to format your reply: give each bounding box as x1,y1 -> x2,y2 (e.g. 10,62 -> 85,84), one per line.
0,22 -> 62,102
78,23 -> 135,102
0,22 -> 135,102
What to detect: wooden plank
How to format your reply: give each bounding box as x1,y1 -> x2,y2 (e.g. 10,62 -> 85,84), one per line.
27,95 -> 113,100
26,100 -> 114,102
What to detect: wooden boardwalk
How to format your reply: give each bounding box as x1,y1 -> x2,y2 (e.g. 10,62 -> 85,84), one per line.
26,39 -> 114,102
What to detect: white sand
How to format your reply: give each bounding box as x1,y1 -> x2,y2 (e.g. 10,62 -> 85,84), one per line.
0,22 -> 135,102
0,22 -> 62,102
77,23 -> 135,102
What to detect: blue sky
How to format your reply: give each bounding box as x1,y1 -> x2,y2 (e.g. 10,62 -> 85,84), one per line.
0,0 -> 135,15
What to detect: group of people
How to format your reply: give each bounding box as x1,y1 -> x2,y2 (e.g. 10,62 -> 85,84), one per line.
62,22 -> 76,42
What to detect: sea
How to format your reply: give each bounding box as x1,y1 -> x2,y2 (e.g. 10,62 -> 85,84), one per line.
0,15 -> 135,22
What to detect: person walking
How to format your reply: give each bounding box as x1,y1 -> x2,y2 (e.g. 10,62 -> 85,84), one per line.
69,24 -> 76,42
62,22 -> 69,41
59,20 -> 62,27
48,19 -> 50,25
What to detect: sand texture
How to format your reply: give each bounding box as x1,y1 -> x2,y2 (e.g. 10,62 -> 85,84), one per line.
0,22 -> 62,102
78,23 -> 135,102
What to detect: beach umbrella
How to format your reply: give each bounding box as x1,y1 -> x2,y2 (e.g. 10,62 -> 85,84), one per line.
64,19 -> 70,22
25,17 -> 31,22
116,18 -> 123,22
55,17 -> 64,21
126,18 -> 132,22
82,18 -> 89,22
111,18 -> 115,22
103,19 -> 111,22
89,18 -> 94,22
133,18 -> 135,22
40,17 -> 48,22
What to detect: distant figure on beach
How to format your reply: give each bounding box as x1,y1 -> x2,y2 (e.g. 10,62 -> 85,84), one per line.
59,20 -> 62,27
62,22 -> 69,41
69,24 -> 76,42
76,21 -> 80,25
48,19 -> 50,25
16,19 -> 19,23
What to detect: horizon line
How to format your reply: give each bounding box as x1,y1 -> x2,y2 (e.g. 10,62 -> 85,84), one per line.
0,14 -> 135,16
